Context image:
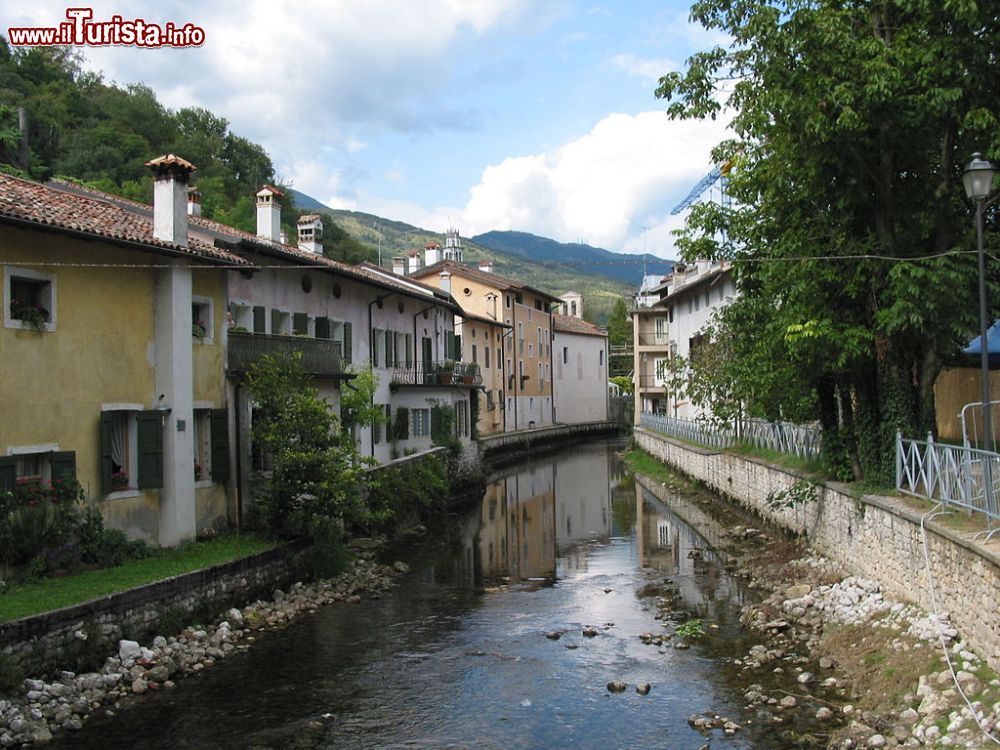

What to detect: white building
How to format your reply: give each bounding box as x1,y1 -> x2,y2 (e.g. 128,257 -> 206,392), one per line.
552,313 -> 609,424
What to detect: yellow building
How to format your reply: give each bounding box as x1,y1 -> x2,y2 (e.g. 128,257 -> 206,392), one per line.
410,257 -> 561,431
0,158 -> 240,546
455,311 -> 509,436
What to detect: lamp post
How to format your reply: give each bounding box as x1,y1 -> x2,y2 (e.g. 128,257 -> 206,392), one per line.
962,153 -> 996,453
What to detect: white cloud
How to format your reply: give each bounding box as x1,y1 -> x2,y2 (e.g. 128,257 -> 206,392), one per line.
459,109 -> 731,254
610,53 -> 679,82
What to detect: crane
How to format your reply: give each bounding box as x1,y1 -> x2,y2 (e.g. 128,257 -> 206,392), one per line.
670,160 -> 733,215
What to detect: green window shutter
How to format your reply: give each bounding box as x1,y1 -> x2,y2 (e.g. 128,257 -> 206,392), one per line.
385,404 -> 392,435
0,456 -> 15,492
343,322 -> 353,365
315,317 -> 330,339
50,450 -> 76,481
431,407 -> 441,436
372,328 -> 380,367
405,334 -> 413,367
100,412 -> 113,494
271,309 -> 282,334
395,406 -> 409,440
253,306 -> 266,333
210,409 -> 230,483
454,334 -> 462,360
136,411 -> 163,490
293,312 -> 308,335
373,407 -> 381,445
385,330 -> 394,367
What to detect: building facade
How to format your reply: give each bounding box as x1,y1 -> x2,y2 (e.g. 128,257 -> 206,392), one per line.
552,313 -> 609,424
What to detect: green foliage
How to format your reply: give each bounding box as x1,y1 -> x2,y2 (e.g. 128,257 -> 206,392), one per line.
430,402 -> 460,453
309,516 -> 351,578
606,297 -> 633,346
676,619 -> 706,640
0,43 -> 275,225
656,0 -> 1000,482
392,407 -> 410,443
609,375 -> 634,395
76,507 -> 149,568
247,353 -> 375,537
366,454 -> 449,527
765,480 -> 822,511
340,363 -> 384,435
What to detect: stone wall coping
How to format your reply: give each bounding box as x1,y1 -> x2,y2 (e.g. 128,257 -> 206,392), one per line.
0,539 -> 308,643
634,426 -> 1000,572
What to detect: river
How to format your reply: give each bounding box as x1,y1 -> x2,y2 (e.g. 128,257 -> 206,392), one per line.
50,439 -> 804,750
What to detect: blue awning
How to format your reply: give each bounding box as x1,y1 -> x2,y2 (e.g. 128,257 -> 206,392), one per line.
964,320 -> 1000,363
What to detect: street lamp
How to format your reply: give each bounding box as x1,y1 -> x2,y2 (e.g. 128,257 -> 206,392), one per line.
962,152 -> 996,452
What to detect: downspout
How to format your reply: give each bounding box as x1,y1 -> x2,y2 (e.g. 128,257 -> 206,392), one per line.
548,309 -> 555,425
510,300 -> 518,431
234,381 -> 244,530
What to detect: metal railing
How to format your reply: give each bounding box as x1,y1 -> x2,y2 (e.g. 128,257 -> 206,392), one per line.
227,330 -> 343,376
896,432 -> 1000,528
640,413 -> 823,460
391,360 -> 482,387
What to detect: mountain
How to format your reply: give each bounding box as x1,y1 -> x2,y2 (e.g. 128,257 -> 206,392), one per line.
472,230 -> 674,287
285,191 -> 658,325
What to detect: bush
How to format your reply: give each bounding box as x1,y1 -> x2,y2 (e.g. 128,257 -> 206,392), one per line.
366,454 -> 449,527
309,516 -> 351,579
77,508 -> 149,568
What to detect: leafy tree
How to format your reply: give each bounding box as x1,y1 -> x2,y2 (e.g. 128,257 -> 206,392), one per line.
246,353 -> 373,539
606,296 -> 633,346
656,0 -> 1000,482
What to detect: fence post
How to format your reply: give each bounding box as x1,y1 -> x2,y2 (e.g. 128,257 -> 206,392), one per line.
925,433 -> 936,497
895,431 -> 902,492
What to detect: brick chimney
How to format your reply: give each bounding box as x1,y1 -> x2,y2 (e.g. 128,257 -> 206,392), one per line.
255,185 -> 284,243
145,154 -> 196,247
186,186 -> 202,216
297,214 -> 323,254
392,256 -> 406,276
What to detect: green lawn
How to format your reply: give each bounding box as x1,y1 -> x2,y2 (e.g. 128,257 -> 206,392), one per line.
0,534 -> 275,623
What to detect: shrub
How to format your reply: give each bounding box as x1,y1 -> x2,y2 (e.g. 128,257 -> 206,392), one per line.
77,508 -> 149,567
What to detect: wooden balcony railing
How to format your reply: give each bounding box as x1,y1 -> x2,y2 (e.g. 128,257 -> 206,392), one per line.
227,330 -> 343,376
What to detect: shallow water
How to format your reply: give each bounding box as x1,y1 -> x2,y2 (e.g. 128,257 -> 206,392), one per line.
50,439 -> 813,750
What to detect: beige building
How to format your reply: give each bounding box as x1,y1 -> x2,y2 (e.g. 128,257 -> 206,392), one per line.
408,255 -> 562,430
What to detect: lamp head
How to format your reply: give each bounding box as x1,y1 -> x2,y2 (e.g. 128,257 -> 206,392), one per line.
963,153 -> 996,200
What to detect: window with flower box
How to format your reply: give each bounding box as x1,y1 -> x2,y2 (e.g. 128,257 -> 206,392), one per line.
192,297 -> 213,342
99,408 -> 162,495
0,448 -> 76,491
5,266 -> 55,332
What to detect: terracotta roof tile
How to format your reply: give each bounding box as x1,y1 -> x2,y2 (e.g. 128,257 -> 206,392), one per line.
414,260 -> 562,303
0,174 -> 248,265
552,313 -> 606,337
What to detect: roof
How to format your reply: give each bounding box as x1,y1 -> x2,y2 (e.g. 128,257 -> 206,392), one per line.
458,309 -> 512,328
412,260 -> 562,303
552,313 -> 606,338
964,321 -> 1000,363
297,214 -> 322,223
255,184 -> 284,197
0,174 -> 248,266
654,265 -> 731,306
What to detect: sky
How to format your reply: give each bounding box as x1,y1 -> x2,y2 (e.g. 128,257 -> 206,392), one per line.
5,1 -> 733,258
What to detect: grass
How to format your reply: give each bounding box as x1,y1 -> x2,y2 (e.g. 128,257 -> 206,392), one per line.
730,441 -> 827,476
0,534 -> 275,623
622,447 -> 681,484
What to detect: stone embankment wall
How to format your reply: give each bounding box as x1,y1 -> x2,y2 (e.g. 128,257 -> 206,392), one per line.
1,541 -> 310,677
479,420 -> 620,462
635,427 -> 1000,672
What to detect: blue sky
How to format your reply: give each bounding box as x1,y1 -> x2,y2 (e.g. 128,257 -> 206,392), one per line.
6,1 -> 732,257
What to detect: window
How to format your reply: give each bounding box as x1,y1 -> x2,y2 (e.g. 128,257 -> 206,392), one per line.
653,357 -> 669,387
472,344 -> 478,364
694,295 -> 700,312
599,349 -> 605,367
485,346 -> 491,369
100,408 -> 161,494
505,295 -> 511,309
373,404 -> 384,444
5,266 -> 56,332
655,317 -> 667,338
515,293 -> 523,304
455,399 -> 468,437
271,309 -> 291,335
563,346 -> 568,364
0,449 -> 76,492
538,362 -> 543,391
486,390 -> 496,411
537,327 -> 542,347
229,301 -> 253,330
292,312 -> 309,336
705,290 -> 711,308
411,408 -> 431,437
191,409 -> 229,485
668,305 -> 674,323
534,299 -> 542,311
192,296 -> 214,342
528,343 -> 533,357
527,308 -> 532,321
252,306 -> 266,333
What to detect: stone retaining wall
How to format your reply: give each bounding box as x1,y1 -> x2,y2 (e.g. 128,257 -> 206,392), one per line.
635,427 -> 1000,671
479,421 -> 620,461
0,540 -> 311,678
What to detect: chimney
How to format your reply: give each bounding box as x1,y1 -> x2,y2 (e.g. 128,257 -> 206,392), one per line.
186,187 -> 202,216
145,154 -> 196,247
438,270 -> 452,294
424,242 -> 441,266
297,214 -> 323,254
255,184 -> 284,243
478,259 -> 494,275
407,252 -> 421,275
392,256 -> 406,276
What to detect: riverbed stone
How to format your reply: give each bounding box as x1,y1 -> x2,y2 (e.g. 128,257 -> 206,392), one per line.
118,640 -> 142,661
636,683 -> 651,695
607,681 -> 627,693
131,678 -> 148,695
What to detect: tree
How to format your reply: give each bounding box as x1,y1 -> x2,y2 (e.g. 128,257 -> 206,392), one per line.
656,0 -> 1000,482
246,353 -> 373,539
606,296 -> 633,347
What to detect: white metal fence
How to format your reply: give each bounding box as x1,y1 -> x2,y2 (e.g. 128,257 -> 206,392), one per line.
639,413 -> 823,460
896,432 -> 1000,528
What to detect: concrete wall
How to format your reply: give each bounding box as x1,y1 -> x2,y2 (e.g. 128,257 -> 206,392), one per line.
634,427 -> 1000,671
553,330 -> 608,424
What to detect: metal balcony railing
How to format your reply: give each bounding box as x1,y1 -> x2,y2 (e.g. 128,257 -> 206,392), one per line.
391,360 -> 482,387
227,330 -> 343,376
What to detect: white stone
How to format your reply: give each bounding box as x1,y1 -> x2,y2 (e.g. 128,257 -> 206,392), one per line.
118,640 -> 141,661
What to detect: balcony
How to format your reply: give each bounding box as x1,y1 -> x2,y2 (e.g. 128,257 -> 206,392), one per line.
391,361 -> 482,388
636,332 -> 670,346
227,330 -> 344,377
636,375 -> 668,390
